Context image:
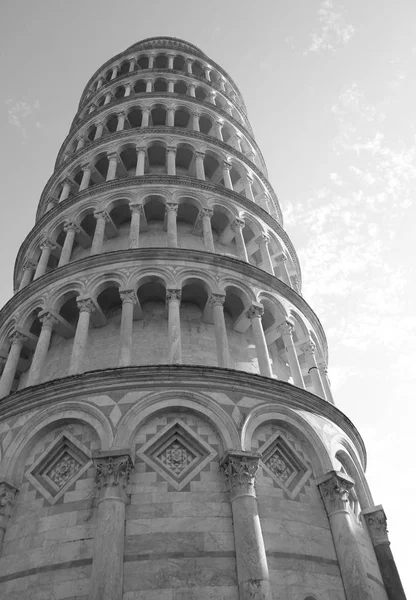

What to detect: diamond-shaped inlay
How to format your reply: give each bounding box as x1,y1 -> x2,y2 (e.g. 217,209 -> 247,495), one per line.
258,431 -> 312,499
25,431 -> 92,504
138,419 -> 217,490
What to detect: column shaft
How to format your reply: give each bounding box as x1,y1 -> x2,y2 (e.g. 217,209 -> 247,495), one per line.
135,148 -> 146,175
302,341 -> 326,398
201,209 -> 215,252
34,242 -> 54,280
232,220 -> 248,262
278,322 -> 304,388
167,148 -> 176,175
19,262 -> 36,290
0,333 -> 26,398
166,204 -> 178,248
106,154 -> 118,181
195,153 -> 205,180
69,299 -> 95,375
58,224 -> 77,267
27,313 -> 56,386
118,290 -> 136,367
248,306 -> 273,377
223,163 -> 233,189
258,235 -> 274,274
91,212 -> 108,255
166,290 -> 182,364
210,296 -> 230,368
129,204 -> 142,249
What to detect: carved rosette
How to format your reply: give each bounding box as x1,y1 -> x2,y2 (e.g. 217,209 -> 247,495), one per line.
363,507 -> 389,546
220,452 -> 260,501
0,482 -> 18,527
318,471 -> 354,515
93,453 -> 134,501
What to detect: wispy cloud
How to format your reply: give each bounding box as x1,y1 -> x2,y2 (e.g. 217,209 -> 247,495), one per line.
304,0 -> 355,55
5,99 -> 41,141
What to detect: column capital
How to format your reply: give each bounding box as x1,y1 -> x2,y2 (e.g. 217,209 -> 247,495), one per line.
9,330 -> 27,345
220,451 -> 260,500
317,471 -> 355,515
0,481 -> 18,519
81,162 -> 91,172
362,506 -> 389,546
129,202 -> 144,214
135,145 -> 147,154
192,110 -> 201,118
223,160 -> 232,171
166,288 -> 181,303
119,289 -> 137,305
232,218 -> 245,231
301,340 -> 316,355
106,151 -> 118,161
165,203 -> 178,214
39,311 -> 59,330
201,208 -> 213,219
167,52 -> 176,59
94,209 -> 110,222
186,57 -> 194,65
64,221 -> 80,233
166,145 -> 177,154
318,361 -> 328,374
246,303 -> 264,319
93,451 -> 134,503
276,253 -> 287,264
257,233 -> 270,245
116,109 -> 126,118
76,297 -> 96,314
209,294 -> 225,308
195,150 -> 205,160
23,259 -> 37,270
277,320 -> 295,336
39,239 -> 55,251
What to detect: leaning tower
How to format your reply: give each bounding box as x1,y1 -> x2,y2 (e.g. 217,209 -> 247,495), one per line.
0,36 -> 405,600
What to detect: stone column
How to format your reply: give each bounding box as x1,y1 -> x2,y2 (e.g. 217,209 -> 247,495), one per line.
148,54 -> 155,68
166,203 -> 178,248
90,452 -> 134,600
168,53 -> 175,69
208,91 -> 216,105
0,482 -> 18,554
111,65 -> 118,79
27,312 -> 57,387
34,240 -> 55,280
232,219 -> 249,262
167,146 -> 176,175
96,77 -> 104,89
0,332 -> 27,399
276,254 -> 291,286
69,298 -> 96,375
46,197 -> 58,212
318,362 -> 335,405
104,92 -> 112,105
116,111 -> 126,131
278,321 -> 304,388
118,289 -> 137,367
124,83 -> 132,97
167,107 -> 175,126
19,260 -> 37,290
192,112 -> 200,132
146,79 -> 153,92
220,452 -> 272,600
94,122 -> 104,140
79,164 -> 92,191
301,340 -> 326,398
106,152 -> 118,181
189,84 -> 196,98
214,120 -> 223,141
76,136 -> 86,151
257,234 -> 274,274
223,161 -> 233,189
209,294 -> 230,368
218,78 -> 226,92
58,222 -> 79,267
362,506 -> 406,600
141,108 -> 150,127
168,79 -> 175,93
91,211 -> 110,255
244,175 -> 255,202
166,289 -> 182,364
129,202 -> 143,248
59,179 -> 72,201
135,146 -> 146,175
204,66 -> 211,81
247,304 -> 273,378
201,208 -> 215,252
129,58 -> 136,72
195,151 -> 206,180
186,58 -> 193,74
318,472 -> 372,600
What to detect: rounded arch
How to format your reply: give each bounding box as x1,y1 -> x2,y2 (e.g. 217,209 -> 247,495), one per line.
242,405 -> 333,476
113,391 -> 239,450
333,437 -> 372,508
0,402 -> 113,485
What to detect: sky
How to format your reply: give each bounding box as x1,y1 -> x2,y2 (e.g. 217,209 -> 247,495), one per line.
0,0 -> 415,595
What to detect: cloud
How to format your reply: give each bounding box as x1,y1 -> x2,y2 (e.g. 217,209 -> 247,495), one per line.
304,0 -> 355,55
5,99 -> 40,141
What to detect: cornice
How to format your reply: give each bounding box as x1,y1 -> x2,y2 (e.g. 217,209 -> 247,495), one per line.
25,178 -> 294,281
0,365 -> 366,469
76,68 -> 247,131
79,41 -> 245,114
43,132 -> 281,225
9,248 -> 320,354
59,96 -> 263,174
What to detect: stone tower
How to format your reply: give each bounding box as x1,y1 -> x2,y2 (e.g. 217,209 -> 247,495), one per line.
0,36 -> 405,600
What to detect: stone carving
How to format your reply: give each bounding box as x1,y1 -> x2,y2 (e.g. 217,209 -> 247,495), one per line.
76,297 -> 96,313
119,289 -> 137,304
0,482 -> 17,517
94,209 -> 111,222
221,452 -> 260,500
39,312 -> 59,329
208,294 -> 225,308
319,472 -> 354,514
265,452 -> 293,483
94,454 -> 133,489
246,304 -> 264,319
158,440 -> 196,477
166,289 -> 181,303
48,453 -> 82,489
363,508 -> 389,546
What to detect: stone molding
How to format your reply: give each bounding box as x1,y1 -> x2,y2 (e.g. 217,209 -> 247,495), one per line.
220,451 -> 260,500
362,505 -> 389,546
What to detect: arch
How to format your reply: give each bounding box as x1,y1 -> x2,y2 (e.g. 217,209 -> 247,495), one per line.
0,402 -> 113,485
333,438 -> 372,508
113,391 -> 239,450
242,405 -> 333,477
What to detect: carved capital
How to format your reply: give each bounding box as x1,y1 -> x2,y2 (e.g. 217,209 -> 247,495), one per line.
23,259 -> 37,271
276,253 -> 287,264
94,210 -> 110,222
166,289 -> 181,303
129,202 -> 143,215
232,218 -> 245,231
64,221 -> 79,234
39,239 -> 55,252
81,163 -> 91,172
222,160 -> 232,171
135,145 -> 147,154
39,311 -> 58,330
201,208 -> 213,219
220,451 -> 260,500
246,303 -> 264,320
167,146 -> 177,154
209,294 -> 225,308
93,452 -> 134,502
106,151 -> 118,161
76,297 -> 96,314
277,320 -> 295,337
119,289 -> 137,304
362,506 -> 389,546
195,151 -> 205,160
9,330 -> 27,346
258,233 -> 270,246
165,203 -> 178,214
0,482 -> 18,523
302,340 -> 316,355
317,471 -> 354,515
